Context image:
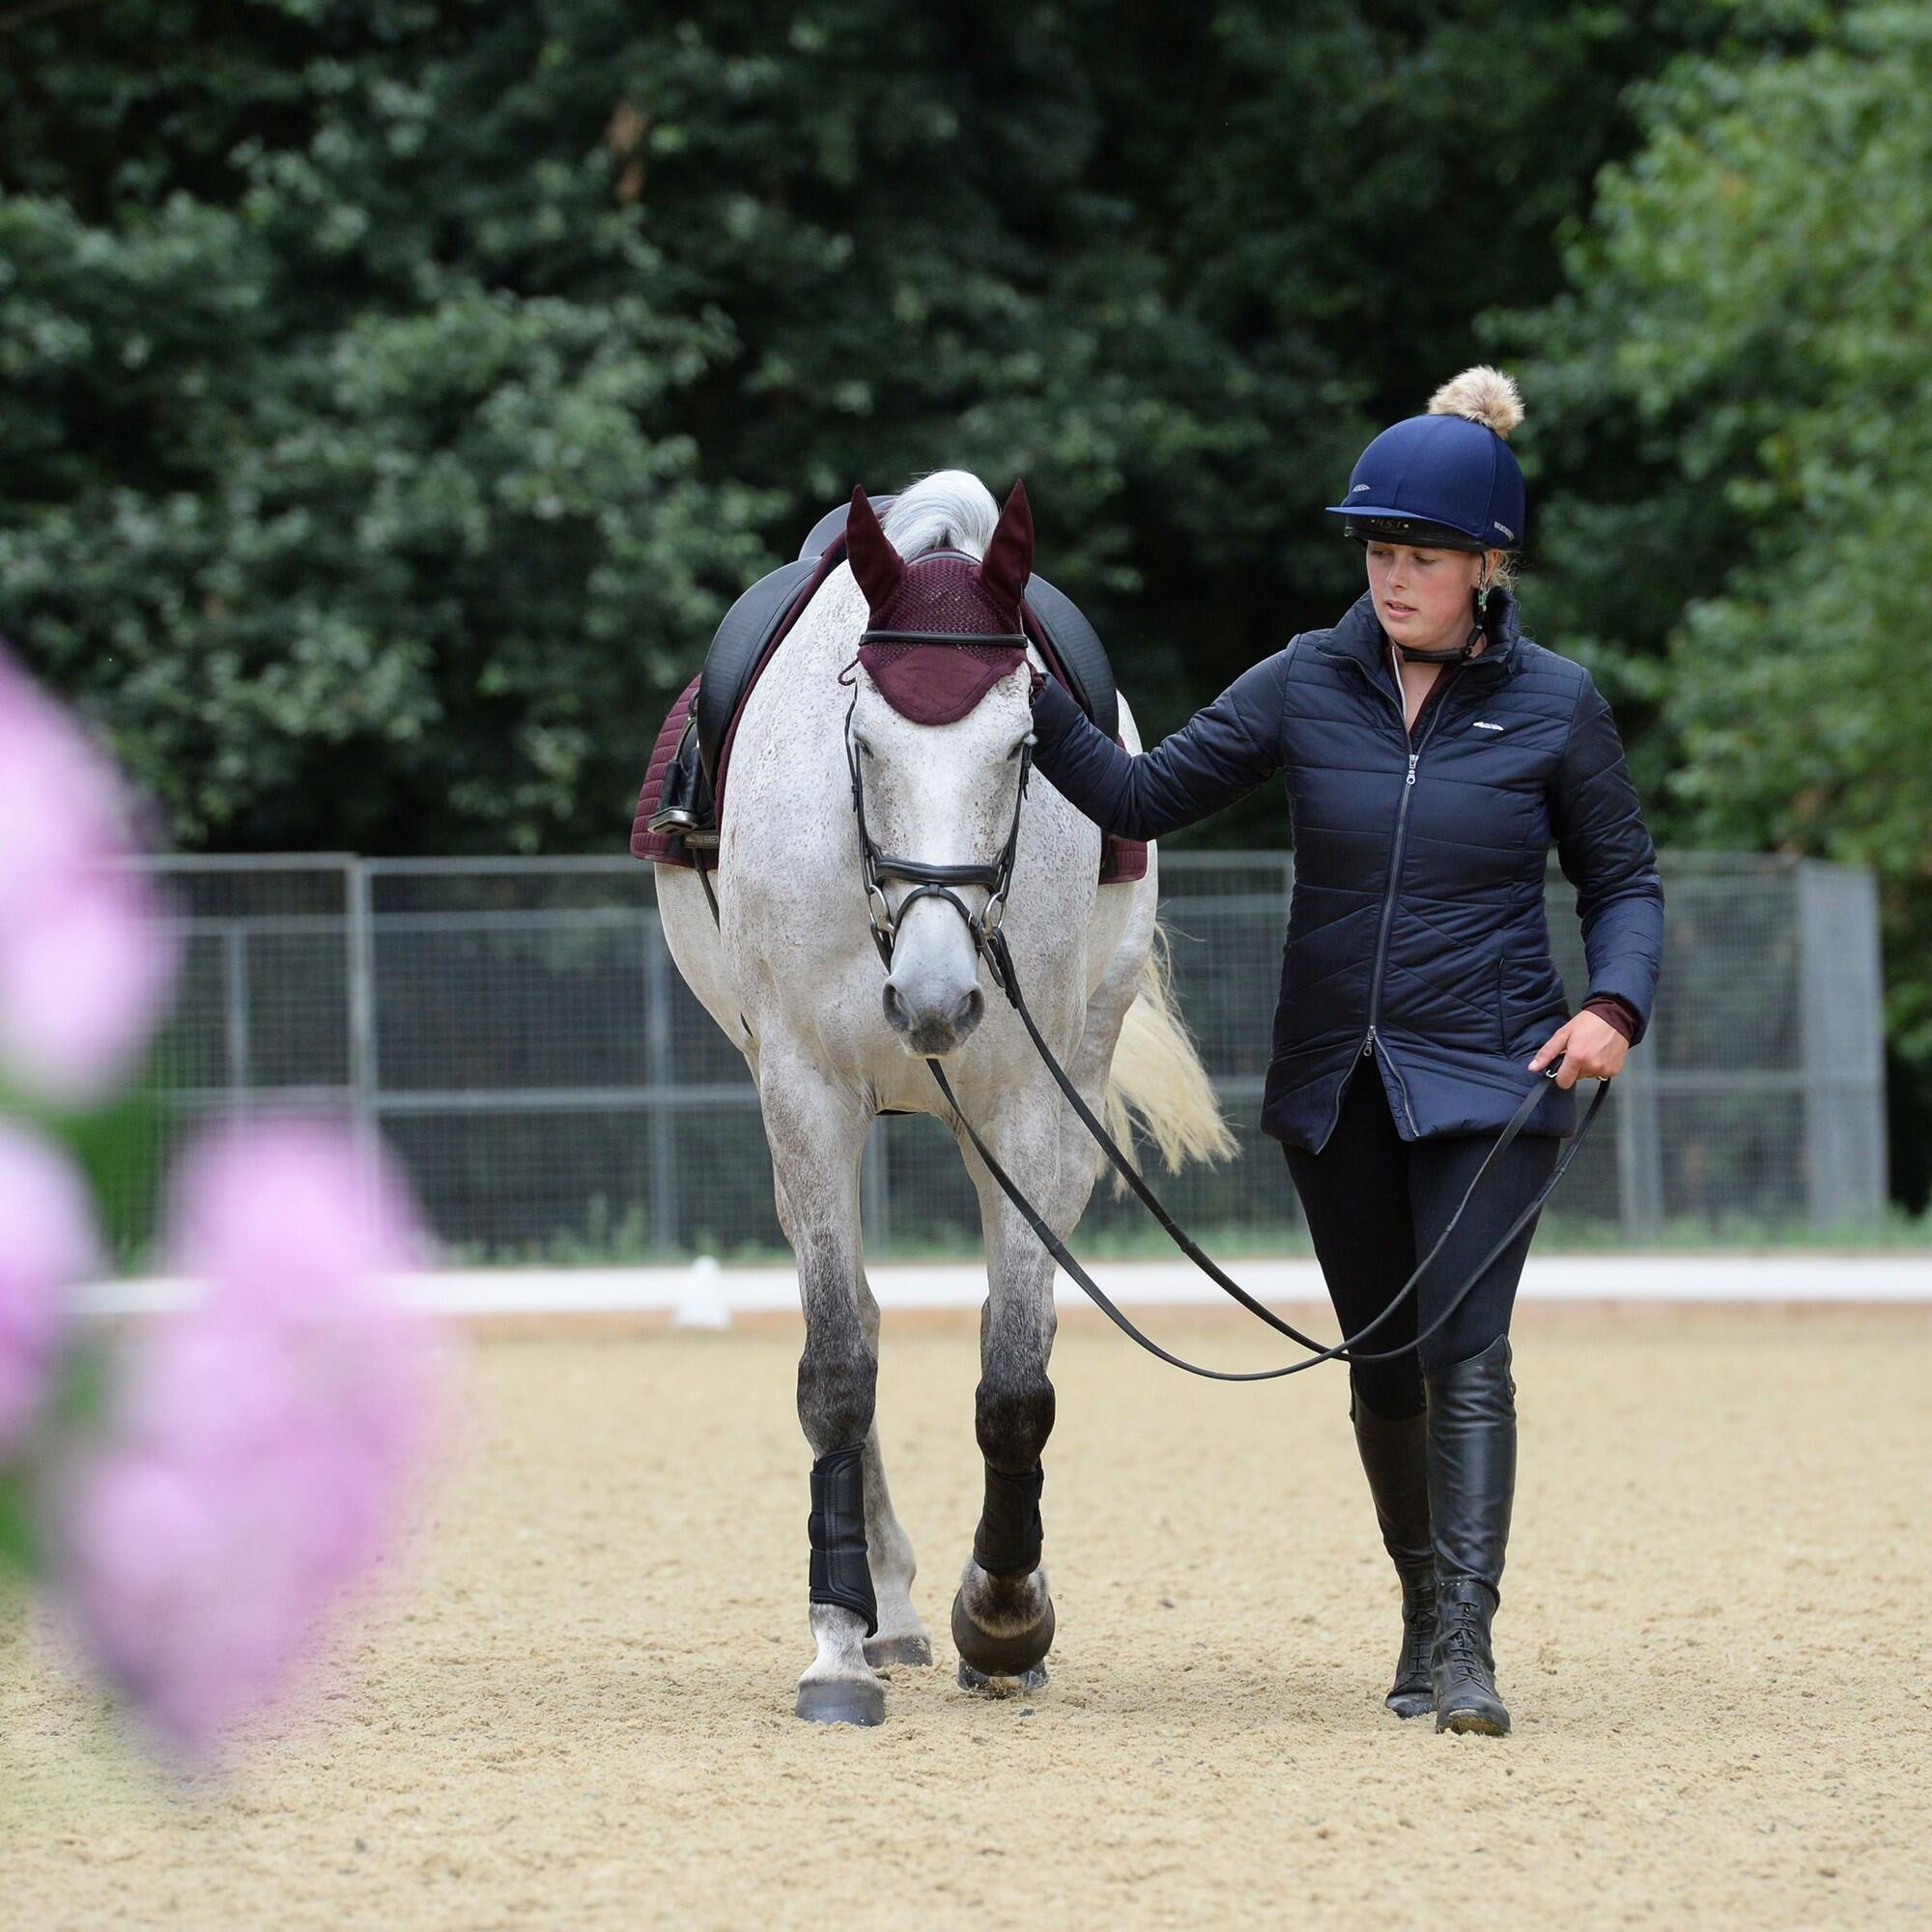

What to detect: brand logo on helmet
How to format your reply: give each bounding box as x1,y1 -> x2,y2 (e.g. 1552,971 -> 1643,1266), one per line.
1351,483 -> 1373,496
1492,520 -> 1516,540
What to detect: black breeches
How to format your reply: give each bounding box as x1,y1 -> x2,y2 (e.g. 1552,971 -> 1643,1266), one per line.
1283,1063 -> 1560,1419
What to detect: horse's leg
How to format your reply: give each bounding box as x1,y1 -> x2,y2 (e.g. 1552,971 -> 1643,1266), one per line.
855,1264 -> 932,1668
951,1084 -> 1063,1695
777,1155 -> 924,1662
761,1048 -> 890,1725
787,1151 -> 928,1667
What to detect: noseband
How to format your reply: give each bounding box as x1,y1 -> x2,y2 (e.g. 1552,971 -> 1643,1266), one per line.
843,678 -> 1033,972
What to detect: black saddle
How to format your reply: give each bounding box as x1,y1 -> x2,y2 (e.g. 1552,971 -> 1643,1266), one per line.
648,493 -> 1121,853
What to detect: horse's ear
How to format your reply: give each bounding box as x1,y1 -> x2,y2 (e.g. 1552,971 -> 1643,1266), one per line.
845,486 -> 904,615
979,479 -> 1034,614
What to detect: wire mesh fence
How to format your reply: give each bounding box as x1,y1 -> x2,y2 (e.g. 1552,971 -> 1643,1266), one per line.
128,851 -> 1888,1261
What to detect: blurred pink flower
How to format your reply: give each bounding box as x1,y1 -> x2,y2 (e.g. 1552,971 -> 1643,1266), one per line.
0,648 -> 177,1105
57,1120 -> 444,1756
0,1123 -> 99,1457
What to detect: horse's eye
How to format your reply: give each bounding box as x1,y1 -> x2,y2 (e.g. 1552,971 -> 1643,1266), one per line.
854,736 -> 875,760
1008,733 -> 1035,760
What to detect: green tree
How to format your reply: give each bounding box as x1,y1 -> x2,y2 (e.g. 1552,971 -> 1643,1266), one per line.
4,0 -> 1738,852
1,1 -> 779,849
1508,2 -> 1932,1202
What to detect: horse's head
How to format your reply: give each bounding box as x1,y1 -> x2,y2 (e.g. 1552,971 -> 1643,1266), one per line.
843,478 -> 1037,1057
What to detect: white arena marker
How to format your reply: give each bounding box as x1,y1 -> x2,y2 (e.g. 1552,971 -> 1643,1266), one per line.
670,1254 -> 731,1330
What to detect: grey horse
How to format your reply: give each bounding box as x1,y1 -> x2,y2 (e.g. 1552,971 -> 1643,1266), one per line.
655,470 -> 1232,1723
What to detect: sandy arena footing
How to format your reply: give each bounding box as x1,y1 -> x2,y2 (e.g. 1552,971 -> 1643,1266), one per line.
4,1303 -> 1927,1929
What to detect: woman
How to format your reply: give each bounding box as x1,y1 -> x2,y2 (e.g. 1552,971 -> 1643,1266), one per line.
1026,368 -> 1664,1735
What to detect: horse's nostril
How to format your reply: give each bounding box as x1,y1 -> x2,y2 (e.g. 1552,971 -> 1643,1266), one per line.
955,987 -> 984,1035
882,980 -> 908,1032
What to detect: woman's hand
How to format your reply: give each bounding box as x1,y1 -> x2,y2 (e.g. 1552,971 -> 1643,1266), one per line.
1528,1010 -> 1628,1088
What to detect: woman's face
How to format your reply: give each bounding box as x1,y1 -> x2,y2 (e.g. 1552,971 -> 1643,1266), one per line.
1364,542 -> 1497,655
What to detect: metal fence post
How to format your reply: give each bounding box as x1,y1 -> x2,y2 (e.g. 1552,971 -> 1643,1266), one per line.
1797,861 -> 1888,1229
1613,1057 -> 1664,1240
861,1122 -> 891,1253
222,923 -> 251,1106
643,911 -> 679,1252
346,858 -> 379,1151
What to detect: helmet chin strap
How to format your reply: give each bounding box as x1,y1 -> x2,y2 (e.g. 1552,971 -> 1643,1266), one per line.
1393,568 -> 1493,665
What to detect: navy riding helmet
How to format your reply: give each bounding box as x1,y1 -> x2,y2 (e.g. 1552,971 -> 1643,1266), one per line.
1328,366 -> 1528,662
1327,366 -> 1527,555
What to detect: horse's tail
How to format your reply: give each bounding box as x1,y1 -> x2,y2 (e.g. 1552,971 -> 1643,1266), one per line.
1099,923 -> 1238,1192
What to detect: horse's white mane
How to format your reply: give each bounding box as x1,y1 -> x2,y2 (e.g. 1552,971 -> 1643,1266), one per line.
881,470 -> 999,560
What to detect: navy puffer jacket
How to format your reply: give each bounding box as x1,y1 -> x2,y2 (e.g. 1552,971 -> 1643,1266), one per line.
1030,587 -> 1664,1151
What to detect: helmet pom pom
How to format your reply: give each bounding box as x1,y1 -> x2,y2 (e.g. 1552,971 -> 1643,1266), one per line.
1427,366 -> 1524,440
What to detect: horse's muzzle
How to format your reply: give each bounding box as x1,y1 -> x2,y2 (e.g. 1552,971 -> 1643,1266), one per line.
882,980 -> 985,1056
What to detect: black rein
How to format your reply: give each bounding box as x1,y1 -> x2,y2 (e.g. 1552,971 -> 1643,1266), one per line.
841,694 -> 1607,1382
932,925 -> 1605,1382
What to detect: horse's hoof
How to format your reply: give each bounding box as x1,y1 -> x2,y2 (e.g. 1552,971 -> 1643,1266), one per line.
865,1632 -> 934,1669
794,1679 -> 886,1726
951,1586 -> 1055,1679
957,1660 -> 1049,1697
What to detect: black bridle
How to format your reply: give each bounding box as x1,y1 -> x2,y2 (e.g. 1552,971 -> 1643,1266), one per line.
844,678 -> 1033,971
844,701 -> 1609,1383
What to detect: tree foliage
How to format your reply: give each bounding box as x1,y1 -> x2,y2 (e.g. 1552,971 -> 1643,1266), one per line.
4,1 -> 1926,1191
3,0 -> 1733,849
1510,2 -> 1932,1193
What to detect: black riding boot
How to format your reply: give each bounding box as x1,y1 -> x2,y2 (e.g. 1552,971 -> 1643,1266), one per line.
1350,1381 -> 1436,1719
1423,1336 -> 1517,1737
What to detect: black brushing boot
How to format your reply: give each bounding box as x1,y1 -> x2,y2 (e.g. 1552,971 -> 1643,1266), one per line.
1423,1336 -> 1516,1737
1350,1381 -> 1436,1719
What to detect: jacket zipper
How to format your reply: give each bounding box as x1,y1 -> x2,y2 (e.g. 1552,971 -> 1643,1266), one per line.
1337,659 -> 1463,1135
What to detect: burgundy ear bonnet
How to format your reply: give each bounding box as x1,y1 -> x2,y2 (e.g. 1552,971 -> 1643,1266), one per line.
848,483 -> 1033,725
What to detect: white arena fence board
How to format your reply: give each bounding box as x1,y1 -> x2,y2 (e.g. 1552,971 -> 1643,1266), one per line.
111,850 -> 1890,1262
79,1254 -> 1932,1320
